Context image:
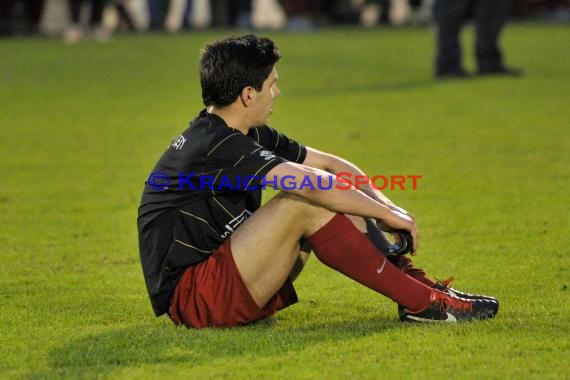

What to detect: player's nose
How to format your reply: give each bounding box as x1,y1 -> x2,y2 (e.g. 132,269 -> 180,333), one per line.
273,85 -> 281,98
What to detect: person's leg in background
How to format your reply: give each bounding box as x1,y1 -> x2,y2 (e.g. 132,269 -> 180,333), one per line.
210,0 -> 231,27
0,0 -> 45,35
23,0 -> 45,34
148,0 -> 170,30
234,0 -> 252,28
165,0 -> 188,32
90,0 -> 112,40
433,0 -> 472,78
475,0 -> 522,75
64,0 -> 83,42
280,0 -> 313,31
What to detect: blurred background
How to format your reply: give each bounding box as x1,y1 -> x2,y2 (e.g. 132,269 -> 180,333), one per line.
1,1 -> 569,378
1,0 -> 569,41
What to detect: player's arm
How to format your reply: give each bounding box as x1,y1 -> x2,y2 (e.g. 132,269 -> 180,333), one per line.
265,161 -> 419,252
302,147 -> 413,218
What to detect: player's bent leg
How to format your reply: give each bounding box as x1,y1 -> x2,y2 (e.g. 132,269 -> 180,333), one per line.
231,201 -> 433,317
230,192 -> 337,309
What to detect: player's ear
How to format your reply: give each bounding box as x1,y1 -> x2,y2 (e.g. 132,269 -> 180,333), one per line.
240,86 -> 256,107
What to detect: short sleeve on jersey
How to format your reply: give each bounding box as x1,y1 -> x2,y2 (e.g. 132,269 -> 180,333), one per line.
248,125 -> 307,164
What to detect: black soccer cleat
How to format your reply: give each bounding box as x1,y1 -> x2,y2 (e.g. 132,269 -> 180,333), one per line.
399,290 -> 499,323
397,277 -> 500,319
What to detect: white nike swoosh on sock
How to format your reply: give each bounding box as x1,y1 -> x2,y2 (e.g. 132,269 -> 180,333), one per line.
376,257 -> 387,274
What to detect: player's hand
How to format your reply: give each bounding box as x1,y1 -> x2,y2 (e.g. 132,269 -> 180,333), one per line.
376,210 -> 419,254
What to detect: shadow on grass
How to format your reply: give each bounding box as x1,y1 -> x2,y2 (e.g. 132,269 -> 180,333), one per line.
37,315 -> 402,377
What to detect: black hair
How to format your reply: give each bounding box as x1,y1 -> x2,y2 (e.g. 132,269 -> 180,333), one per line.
199,34 -> 282,107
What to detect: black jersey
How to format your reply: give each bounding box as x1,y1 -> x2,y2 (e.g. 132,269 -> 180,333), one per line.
138,110 -> 307,316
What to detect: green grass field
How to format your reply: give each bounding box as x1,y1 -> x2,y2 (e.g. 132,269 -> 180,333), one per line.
1,23 -> 569,379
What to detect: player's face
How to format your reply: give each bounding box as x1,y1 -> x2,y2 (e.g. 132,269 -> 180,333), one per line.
252,67 -> 280,125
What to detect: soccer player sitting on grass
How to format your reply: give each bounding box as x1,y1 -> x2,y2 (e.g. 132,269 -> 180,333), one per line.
137,34 -> 499,328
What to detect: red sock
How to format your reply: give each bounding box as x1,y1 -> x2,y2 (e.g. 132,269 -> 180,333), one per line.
308,214 -> 432,312
388,256 -> 435,287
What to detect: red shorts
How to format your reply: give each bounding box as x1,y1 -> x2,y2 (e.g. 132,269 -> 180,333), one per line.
168,238 -> 298,328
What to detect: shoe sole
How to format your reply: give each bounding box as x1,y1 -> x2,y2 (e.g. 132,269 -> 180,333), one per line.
404,313 -> 457,323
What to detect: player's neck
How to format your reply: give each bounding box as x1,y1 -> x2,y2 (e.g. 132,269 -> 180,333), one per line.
207,105 -> 250,135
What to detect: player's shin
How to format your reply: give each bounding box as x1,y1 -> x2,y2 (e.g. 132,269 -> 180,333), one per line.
307,214 -> 433,312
